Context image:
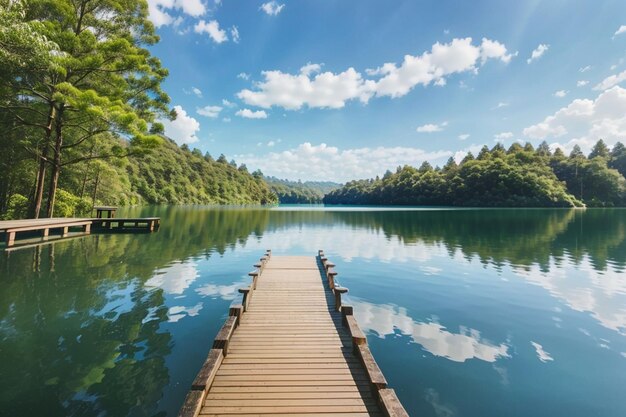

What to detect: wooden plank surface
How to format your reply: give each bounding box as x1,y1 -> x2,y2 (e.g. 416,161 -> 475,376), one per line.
200,256 -> 383,416
0,218 -> 92,230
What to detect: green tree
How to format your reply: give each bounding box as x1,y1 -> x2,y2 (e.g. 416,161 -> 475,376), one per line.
589,139 -> 610,159
2,0 -> 171,217
609,141 -> 626,177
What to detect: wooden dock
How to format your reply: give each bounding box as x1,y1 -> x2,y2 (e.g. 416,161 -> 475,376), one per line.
0,216 -> 160,248
178,250 -> 408,417
92,217 -> 160,232
0,218 -> 92,247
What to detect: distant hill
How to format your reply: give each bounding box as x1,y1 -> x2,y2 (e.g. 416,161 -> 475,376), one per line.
265,177 -> 341,204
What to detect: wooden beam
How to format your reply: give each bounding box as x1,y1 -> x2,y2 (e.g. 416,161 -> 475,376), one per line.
357,344 -> 387,390
191,349 -> 224,392
378,388 -> 409,417
212,316 -> 238,355
346,315 -> 367,347
177,390 -> 204,417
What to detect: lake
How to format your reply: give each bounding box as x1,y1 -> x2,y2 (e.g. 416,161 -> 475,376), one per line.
1,206 -> 626,417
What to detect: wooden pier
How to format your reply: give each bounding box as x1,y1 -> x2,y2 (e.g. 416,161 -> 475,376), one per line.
0,216 -> 160,248
0,218 -> 92,247
178,250 -> 408,417
92,217 -> 160,232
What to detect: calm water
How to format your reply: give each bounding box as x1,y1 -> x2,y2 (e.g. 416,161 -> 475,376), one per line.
1,206 -> 626,417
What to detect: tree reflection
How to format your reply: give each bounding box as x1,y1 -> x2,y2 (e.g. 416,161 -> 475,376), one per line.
1,206 -> 626,416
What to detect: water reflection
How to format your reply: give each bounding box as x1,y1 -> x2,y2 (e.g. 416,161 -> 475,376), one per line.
352,299 -> 510,363
146,261 -> 200,295
515,257 -> 626,335
1,207 -> 626,417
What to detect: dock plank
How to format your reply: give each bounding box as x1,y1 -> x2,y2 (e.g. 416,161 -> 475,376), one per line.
179,254 -> 407,417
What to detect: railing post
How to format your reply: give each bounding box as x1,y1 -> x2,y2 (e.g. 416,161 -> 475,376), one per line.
334,286 -> 348,311
248,269 -> 260,289
327,268 -> 337,288
238,287 -> 251,311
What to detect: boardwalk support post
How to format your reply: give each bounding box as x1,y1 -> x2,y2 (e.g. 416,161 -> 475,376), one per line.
334,286 -> 348,311
238,287 -> 251,311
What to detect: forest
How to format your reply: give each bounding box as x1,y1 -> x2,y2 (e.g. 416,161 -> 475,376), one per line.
324,140 -> 626,207
0,0 -> 276,220
265,177 -> 340,204
3,1 -> 626,221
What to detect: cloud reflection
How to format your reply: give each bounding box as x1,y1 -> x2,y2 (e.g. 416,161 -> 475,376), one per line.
515,257 -> 626,335
145,261 -> 199,295
352,299 -> 510,363
195,279 -> 249,300
168,303 -> 203,323
530,341 -> 554,363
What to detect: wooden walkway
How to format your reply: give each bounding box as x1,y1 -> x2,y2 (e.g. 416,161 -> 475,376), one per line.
179,251 -> 408,417
0,217 -> 160,248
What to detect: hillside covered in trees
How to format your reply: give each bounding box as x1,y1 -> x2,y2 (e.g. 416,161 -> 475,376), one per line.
0,0 -> 275,220
265,177 -> 341,203
324,140 -> 626,207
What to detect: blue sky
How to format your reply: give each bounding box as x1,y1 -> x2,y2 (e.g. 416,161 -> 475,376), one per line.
148,0 -> 626,182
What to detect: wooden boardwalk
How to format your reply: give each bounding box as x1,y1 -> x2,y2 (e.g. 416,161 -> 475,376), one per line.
0,217 -> 160,248
179,251 -> 408,417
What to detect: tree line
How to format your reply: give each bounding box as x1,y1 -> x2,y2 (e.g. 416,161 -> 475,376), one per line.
323,140 -> 626,207
265,177 -> 341,204
0,0 -> 275,220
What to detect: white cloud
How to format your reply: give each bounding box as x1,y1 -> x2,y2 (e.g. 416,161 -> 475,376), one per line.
372,38 -> 514,99
238,65 -> 369,110
614,25 -> 626,38
192,87 -> 202,97
194,19 -> 228,43
594,70 -> 626,91
237,72 -> 250,80
417,121 -> 448,133
494,131 -> 514,140
494,101 -> 509,109
160,105 -> 200,144
197,105 -> 222,118
236,108 -> 268,119
234,142 -> 453,182
238,37 -> 514,110
147,0 -> 207,27
523,86 -> 626,153
554,90 -> 568,98
453,144 -> 485,163
222,117 -> 231,123
577,80 -> 589,87
221,99 -> 236,108
260,1 -> 285,16
579,65 -> 592,73
480,38 -> 516,64
230,25 -> 240,43
527,44 -> 549,64
458,133 -> 470,140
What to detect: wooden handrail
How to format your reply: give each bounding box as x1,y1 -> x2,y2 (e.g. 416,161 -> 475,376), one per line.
319,250 -> 410,417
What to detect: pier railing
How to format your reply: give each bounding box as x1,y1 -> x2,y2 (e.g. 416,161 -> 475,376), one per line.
318,249 -> 408,416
